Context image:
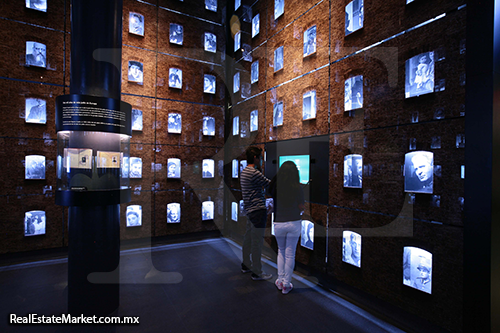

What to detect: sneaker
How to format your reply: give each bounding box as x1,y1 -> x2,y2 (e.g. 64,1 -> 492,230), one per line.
251,272 -> 273,281
241,264 -> 251,274
275,278 -> 283,290
282,282 -> 293,294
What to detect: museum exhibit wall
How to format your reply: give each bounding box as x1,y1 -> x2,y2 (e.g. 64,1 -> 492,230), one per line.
0,0 -> 226,253
225,0 -> 465,331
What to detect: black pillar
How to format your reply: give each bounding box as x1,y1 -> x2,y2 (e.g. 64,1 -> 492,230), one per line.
67,0 -> 123,316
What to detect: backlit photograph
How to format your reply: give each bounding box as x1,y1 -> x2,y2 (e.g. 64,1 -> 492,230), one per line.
302,90 -> 316,120
251,60 -> 259,84
126,205 -> 142,227
25,98 -> 47,124
129,157 -> 143,179
273,101 -> 283,127
301,220 -> 314,250
202,201 -> 214,220
169,68 -> 182,89
345,0 -> 364,35
303,25 -> 317,57
252,14 -> 260,38
26,41 -> 46,68
405,51 -> 435,98
167,158 -> 181,179
343,154 -> 363,188
132,109 -> 143,131
274,46 -> 284,72
403,247 -> 432,294
170,23 -> 183,45
204,32 -> 217,53
168,113 -> 182,134
404,151 -> 433,194
202,159 -> 214,178
203,116 -> 215,136
342,231 -> 361,267
250,110 -> 258,132
128,61 -> 143,84
129,12 -> 144,36
25,155 -> 45,180
24,210 -> 46,236
167,203 -> 181,223
344,75 -> 363,111
204,74 -> 216,94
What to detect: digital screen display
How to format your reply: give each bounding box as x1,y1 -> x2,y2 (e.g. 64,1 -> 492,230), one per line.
279,155 -> 310,184
403,247 -> 432,294
126,205 -> 142,227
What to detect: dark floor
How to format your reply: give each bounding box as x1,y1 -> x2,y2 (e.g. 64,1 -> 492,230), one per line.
0,238 -> 404,333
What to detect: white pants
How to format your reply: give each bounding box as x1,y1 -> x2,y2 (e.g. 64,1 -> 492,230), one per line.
274,220 -> 301,286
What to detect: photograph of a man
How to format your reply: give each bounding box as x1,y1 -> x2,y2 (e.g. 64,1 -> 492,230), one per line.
170,23 -> 183,45
303,25 -> 317,57
129,157 -> 142,178
202,159 -> 214,178
403,247 -> 432,294
203,117 -> 215,136
167,203 -> 181,223
342,231 -> 361,267
250,110 -> 258,132
240,147 -> 272,281
233,72 -> 240,93
132,109 -> 143,131
128,61 -> 143,83
129,12 -> 144,36
24,211 -> 46,236
344,154 -> 363,188
273,102 -> 283,127
252,14 -> 260,37
25,98 -> 46,124
126,205 -> 142,227
405,151 -> 433,194
168,113 -> 182,133
26,41 -> 46,68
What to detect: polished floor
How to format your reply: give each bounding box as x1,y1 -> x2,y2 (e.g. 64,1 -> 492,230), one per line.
0,238 -> 404,333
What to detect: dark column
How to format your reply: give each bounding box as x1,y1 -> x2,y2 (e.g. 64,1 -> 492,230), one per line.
464,0 -> 499,332
67,0 -> 123,316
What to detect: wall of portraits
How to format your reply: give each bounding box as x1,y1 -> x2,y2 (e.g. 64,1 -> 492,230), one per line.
225,0 -> 465,332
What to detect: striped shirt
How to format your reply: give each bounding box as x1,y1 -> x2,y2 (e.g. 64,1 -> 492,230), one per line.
240,166 -> 271,214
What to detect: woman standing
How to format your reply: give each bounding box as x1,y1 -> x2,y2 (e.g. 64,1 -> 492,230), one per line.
268,161 -> 305,294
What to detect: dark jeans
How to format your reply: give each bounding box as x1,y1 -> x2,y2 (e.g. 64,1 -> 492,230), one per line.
242,209 -> 267,275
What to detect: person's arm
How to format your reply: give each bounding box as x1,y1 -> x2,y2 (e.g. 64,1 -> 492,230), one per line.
253,169 -> 271,187
298,187 -> 305,212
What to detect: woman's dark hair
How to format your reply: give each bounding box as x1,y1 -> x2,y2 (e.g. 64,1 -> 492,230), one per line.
269,161 -> 300,204
245,146 -> 262,164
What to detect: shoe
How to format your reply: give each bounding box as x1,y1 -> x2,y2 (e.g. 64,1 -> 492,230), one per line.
282,282 -> 293,294
241,264 -> 251,274
275,278 -> 283,290
251,272 -> 273,281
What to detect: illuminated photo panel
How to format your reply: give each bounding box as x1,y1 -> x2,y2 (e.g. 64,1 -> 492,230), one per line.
25,155 -> 45,180
24,210 -> 46,236
274,0 -> 284,20
342,231 -> 361,267
301,220 -> 314,250
240,160 -> 247,174
121,156 -> 129,178
168,113 -> 182,134
129,12 -> 144,36
404,151 -> 433,194
128,61 -> 143,84
273,102 -> 283,127
344,75 -> 363,111
167,203 -> 181,223
279,155 -> 309,184
302,90 -> 316,120
25,98 -> 46,124
303,25 -> 317,57
205,0 -> 217,12
405,51 -> 435,98
204,32 -> 216,53
167,158 -> 181,179
235,0 -> 241,10
242,44 -> 252,62
403,247 -> 432,294
233,116 -> 239,136
232,159 -> 239,178
132,109 -> 143,131
126,205 -> 142,227
231,202 -> 238,221
251,60 -> 259,84
274,46 -> 284,72
343,154 -> 363,188
345,0 -> 364,35
234,31 -> 241,52
202,201 -> 214,220
239,200 -> 245,215
169,68 -> 182,89
170,23 -> 183,45
203,116 -> 215,136
26,0 -> 47,12
250,110 -> 258,132
202,159 -> 214,178
26,41 -> 46,68
129,157 -> 143,179
252,14 -> 260,38
204,74 -> 216,94
233,72 -> 240,93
